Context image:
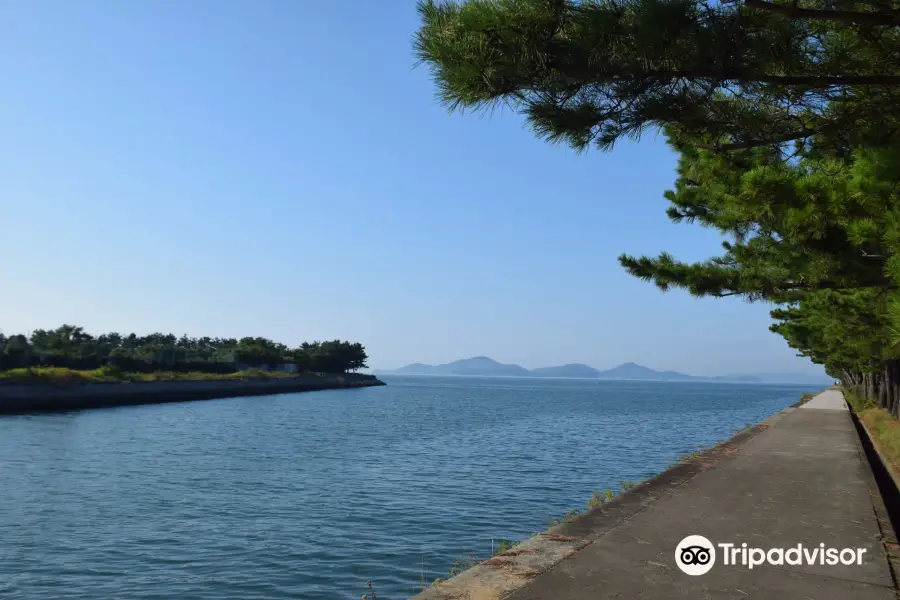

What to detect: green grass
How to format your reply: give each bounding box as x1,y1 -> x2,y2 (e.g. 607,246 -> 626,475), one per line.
587,489 -> 615,508
859,408 -> 900,474
845,390 -> 877,412
0,366 -> 317,386
678,450 -> 704,463
426,556 -> 480,589
549,507 -> 584,526
426,537 -> 521,589
836,389 -> 900,483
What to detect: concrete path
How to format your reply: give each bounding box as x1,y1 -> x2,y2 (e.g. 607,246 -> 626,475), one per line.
507,390 -> 895,599
802,388 -> 849,410
415,389 -> 897,600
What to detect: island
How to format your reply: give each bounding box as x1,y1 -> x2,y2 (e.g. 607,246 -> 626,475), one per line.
0,325 -> 384,414
379,357 -> 831,385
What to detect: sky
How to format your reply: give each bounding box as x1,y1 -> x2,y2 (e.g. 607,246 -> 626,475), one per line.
0,1 -> 826,377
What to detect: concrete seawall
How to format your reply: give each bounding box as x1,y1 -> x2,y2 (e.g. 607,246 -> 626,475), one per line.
0,375 -> 385,414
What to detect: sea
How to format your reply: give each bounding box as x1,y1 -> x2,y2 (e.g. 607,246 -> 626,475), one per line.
0,375 -> 818,599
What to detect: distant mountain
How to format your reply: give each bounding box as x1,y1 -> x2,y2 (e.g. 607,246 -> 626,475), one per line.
382,357 -> 798,382
595,362 -> 686,381
530,363 -> 601,378
589,362 -> 757,382
393,362 -> 440,375
728,372 -> 833,385
390,356 -> 531,377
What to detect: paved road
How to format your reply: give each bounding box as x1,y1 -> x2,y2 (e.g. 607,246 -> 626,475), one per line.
414,389 -> 897,599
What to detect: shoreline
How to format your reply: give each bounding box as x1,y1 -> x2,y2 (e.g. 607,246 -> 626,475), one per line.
411,399 -> 790,599
0,374 -> 385,415
411,388 -> 898,600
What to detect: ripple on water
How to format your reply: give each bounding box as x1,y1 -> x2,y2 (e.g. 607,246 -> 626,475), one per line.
0,377 -> 812,599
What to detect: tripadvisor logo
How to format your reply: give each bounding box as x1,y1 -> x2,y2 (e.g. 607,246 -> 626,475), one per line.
675,535 -> 867,576
676,535 -> 716,575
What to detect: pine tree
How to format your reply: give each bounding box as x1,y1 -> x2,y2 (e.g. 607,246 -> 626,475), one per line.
770,290 -> 900,413
415,0 -> 900,151
616,135 -> 900,412
618,136 -> 900,298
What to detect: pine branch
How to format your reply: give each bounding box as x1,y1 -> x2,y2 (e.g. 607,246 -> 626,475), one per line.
583,70 -> 900,88
711,279 -> 896,297
704,73 -> 900,87
744,0 -> 900,27
696,128 -> 819,150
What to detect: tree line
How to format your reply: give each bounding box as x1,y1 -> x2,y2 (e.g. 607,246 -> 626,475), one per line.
0,325 -> 368,374
415,0 -> 900,414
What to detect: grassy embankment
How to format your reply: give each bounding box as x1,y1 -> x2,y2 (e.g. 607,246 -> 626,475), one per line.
845,391 -> 900,474
0,366 -> 327,386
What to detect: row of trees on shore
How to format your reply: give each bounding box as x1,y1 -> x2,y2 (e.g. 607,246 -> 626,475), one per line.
415,0 -> 900,415
0,325 -> 368,374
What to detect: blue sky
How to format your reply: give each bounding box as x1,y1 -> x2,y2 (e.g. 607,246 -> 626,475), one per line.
0,1 -> 825,376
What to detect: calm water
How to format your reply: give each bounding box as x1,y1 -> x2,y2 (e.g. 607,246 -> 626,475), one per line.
0,375 -> 816,599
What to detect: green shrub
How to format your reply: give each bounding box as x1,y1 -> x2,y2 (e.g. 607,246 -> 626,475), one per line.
0,366 -> 315,385
845,390 -> 876,412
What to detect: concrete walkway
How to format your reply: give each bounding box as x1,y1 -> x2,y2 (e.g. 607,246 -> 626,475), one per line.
415,390 -> 897,599
802,388 -> 849,410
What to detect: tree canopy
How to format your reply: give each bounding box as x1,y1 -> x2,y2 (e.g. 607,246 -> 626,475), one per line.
610,132 -> 900,411
415,0 -> 900,151
619,136 -> 900,299
0,325 -> 369,375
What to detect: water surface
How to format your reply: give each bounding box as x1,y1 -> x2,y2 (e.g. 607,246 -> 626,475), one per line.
0,376 -> 815,599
